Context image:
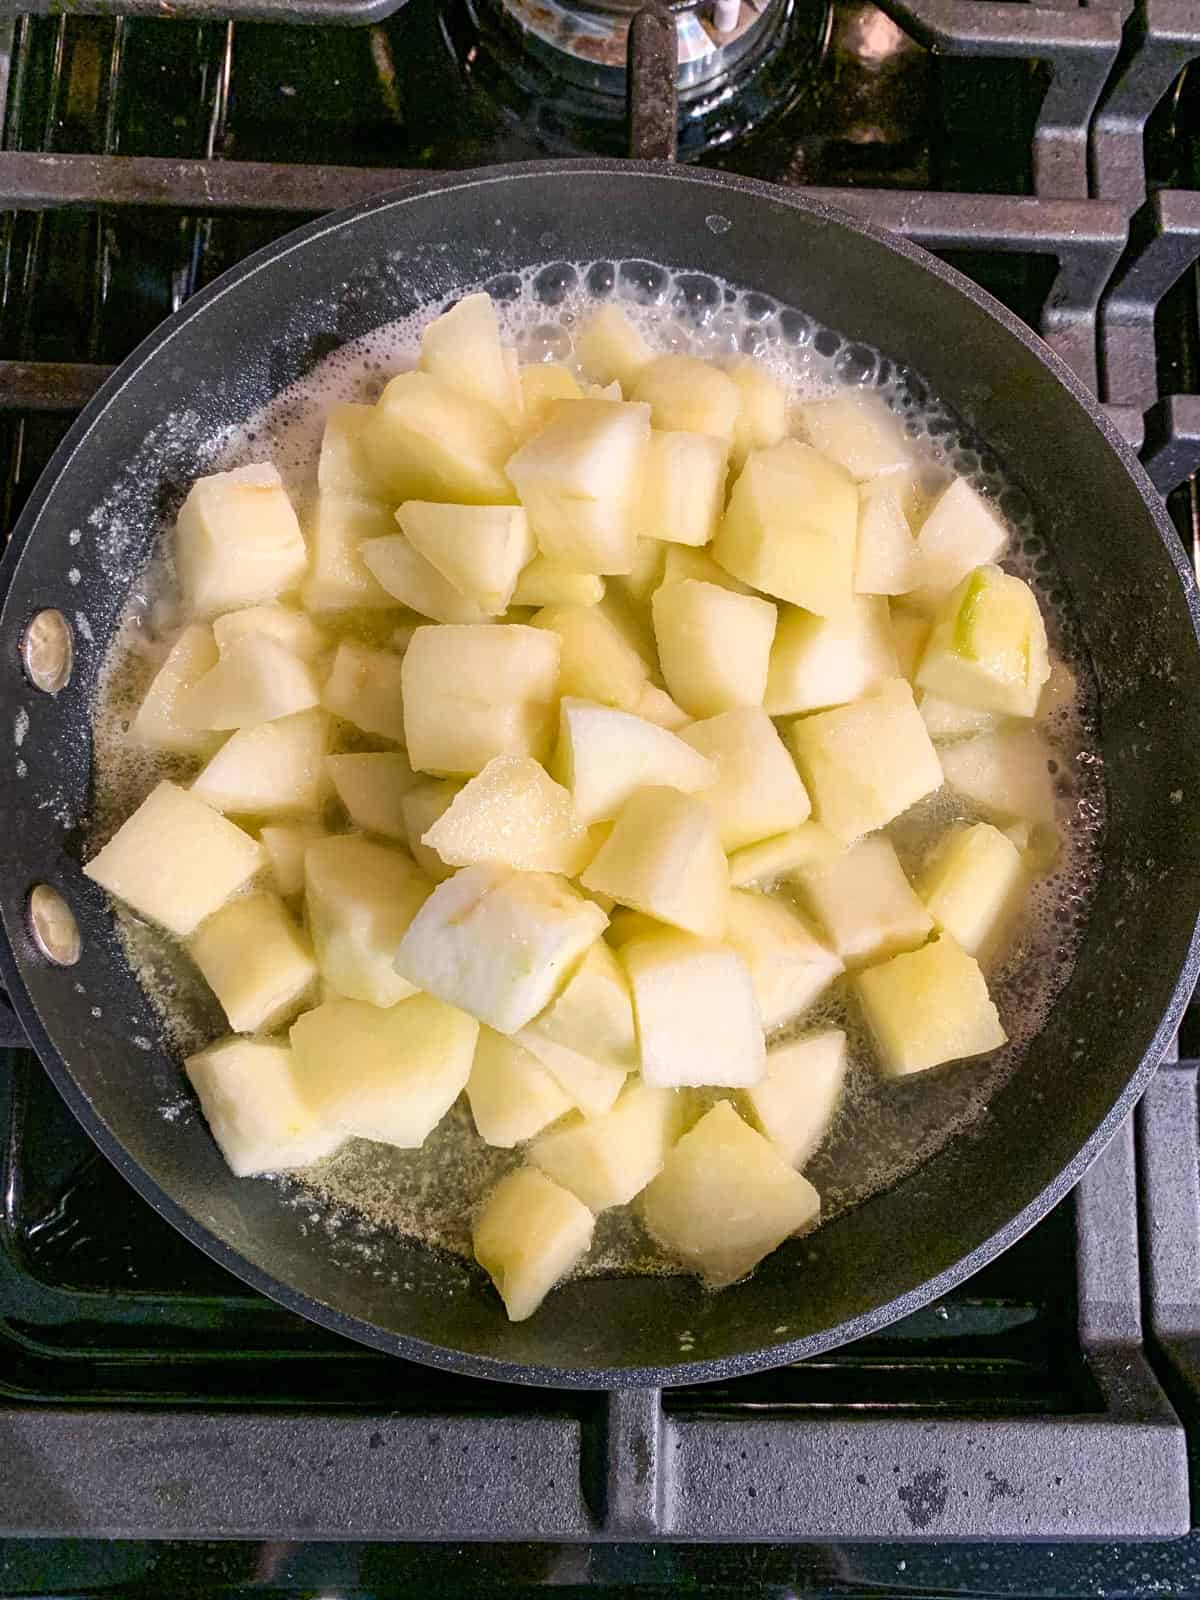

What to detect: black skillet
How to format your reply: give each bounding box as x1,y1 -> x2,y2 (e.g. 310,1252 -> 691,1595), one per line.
0,162 -> 1198,1388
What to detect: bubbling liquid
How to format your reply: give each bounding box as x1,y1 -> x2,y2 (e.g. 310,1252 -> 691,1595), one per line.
90,257 -> 1105,1282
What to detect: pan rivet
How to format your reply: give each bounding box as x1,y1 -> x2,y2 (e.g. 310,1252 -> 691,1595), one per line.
28,885 -> 81,968
21,610 -> 73,695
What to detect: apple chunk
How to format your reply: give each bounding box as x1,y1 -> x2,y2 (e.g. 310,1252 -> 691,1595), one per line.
395,864 -> 608,1035
652,580 -> 777,719
727,357 -> 788,471
621,929 -> 765,1088
919,821 -> 1027,965
326,751 -> 419,841
641,1100 -> 819,1288
419,291 -> 518,425
363,370 -> 516,504
420,755 -> 591,875
764,596 -> 898,717
473,1167 -> 594,1322
260,821 -> 326,900
211,604 -> 329,664
317,401 -> 383,500
516,939 -> 637,1114
533,603 -> 648,713
359,532 -> 492,624
576,303 -> 653,390
680,707 -> 811,851
553,697 -> 717,826
179,633 -> 319,730
529,1081 -> 684,1212
915,476 -> 1008,595
742,1029 -> 848,1169
305,834 -> 431,1009
796,834 -> 933,967
322,642 -> 408,744
466,1028 -> 572,1148
723,890 -> 843,1031
190,709 -> 328,819
637,429 -> 728,547
189,890 -> 316,1034
511,556 -> 605,608
726,822 -> 843,888
916,564 -> 1050,717
131,623 -> 221,757
939,726 -> 1057,825
580,786 -> 728,938
854,933 -> 1006,1076
799,389 -> 912,479
301,494 -> 398,615
185,1037 -> 344,1176
630,354 -> 741,441
398,501 -> 534,614
175,463 -> 307,619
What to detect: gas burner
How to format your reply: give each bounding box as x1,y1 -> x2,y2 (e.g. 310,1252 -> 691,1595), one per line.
446,0 -> 831,159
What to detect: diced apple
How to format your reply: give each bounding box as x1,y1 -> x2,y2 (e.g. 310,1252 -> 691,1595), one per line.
919,821 -> 1026,965
532,602 -> 648,712
854,932 -> 1006,1076
363,371 -> 516,505
179,633 -> 319,730
212,603 -> 329,665
466,1028 -> 573,1148
519,362 -> 583,438
630,354 -> 741,442
301,495 -> 399,615
915,476 -> 1008,594
916,564 -> 1050,718
84,780 -> 263,937
727,358 -> 788,471
305,833 -> 431,1008
553,697 -> 717,825
621,929 -> 764,1088
189,890 -> 316,1033
395,864 -> 608,1035
131,623 -> 221,757
326,751 -> 419,840
786,678 -> 943,842
714,440 -> 858,616
890,602 -> 931,681
611,537 -> 666,609
605,907 -> 668,948
726,821 -> 844,887
420,292 -> 519,425
580,787 -> 728,938
743,1029 -> 848,1169
512,556 -> 605,608
680,708 -> 811,850
400,779 -> 462,881
939,726 -> 1056,825
317,401 -> 383,500
529,1081 -> 683,1212
517,939 -> 637,1110
359,532 -> 493,624
322,641 -> 407,743
397,501 -> 534,615
190,709 -> 328,819
420,754 -> 590,874
634,683 -> 690,731
795,833 -> 933,967
918,693 -> 998,741
855,477 -> 921,595
175,463 -> 308,619
473,1166 -> 594,1322
662,544 -> 753,594
637,430 -> 727,548
260,820 -> 326,899
576,304 -> 654,390
506,398 -> 650,574
764,595 -> 898,716
640,1100 -> 818,1288
799,389 -> 912,479
652,580 -> 776,719
723,889 -> 843,1029
185,1036 -> 343,1176
290,991 -> 479,1145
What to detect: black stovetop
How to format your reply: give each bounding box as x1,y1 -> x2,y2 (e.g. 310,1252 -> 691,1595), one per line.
1,0 -> 1200,1591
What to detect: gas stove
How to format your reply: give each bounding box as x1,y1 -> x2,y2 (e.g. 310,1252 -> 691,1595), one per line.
1,1 -> 1200,1591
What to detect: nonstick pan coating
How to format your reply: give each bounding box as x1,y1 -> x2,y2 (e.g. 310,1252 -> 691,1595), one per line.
1,162 -> 1198,1387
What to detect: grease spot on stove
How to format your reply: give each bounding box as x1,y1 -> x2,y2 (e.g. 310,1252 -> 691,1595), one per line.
897,1467 -> 948,1528
705,213 -> 732,234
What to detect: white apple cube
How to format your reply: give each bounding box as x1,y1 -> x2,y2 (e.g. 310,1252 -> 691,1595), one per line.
290,992 -> 479,1146
633,683 -> 690,731
580,786 -> 729,938
359,533 -> 492,623
532,602 -> 648,712
400,779 -> 462,882
727,357 -> 788,471
786,678 -> 942,842
420,754 -> 590,875
520,937 -> 637,1072
466,1028 -> 573,1148
916,564 -> 1050,717
301,494 -> 399,615
529,1081 -> 684,1212
511,556 -> 605,608
553,697 -> 716,825
188,890 -> 316,1034
506,398 -> 650,574
190,709 -> 328,819
305,833 -> 431,1008
919,821 -> 1027,965
915,476 -> 1009,594
363,371 -> 516,504
317,401 -> 383,500
727,821 -> 844,887
613,537 -> 668,607
640,1099 -> 819,1288
185,1037 -> 343,1176
131,623 -> 221,757
796,833 -> 933,967
211,604 -> 330,664
680,707 -> 810,851
260,820 -> 326,899
890,602 -> 931,681
918,693 -> 998,741
397,501 -> 534,614
473,1166 -> 595,1322
855,477 -> 921,595
652,580 -> 777,719
515,1031 -> 629,1121
764,595 -> 898,717
637,430 -> 728,548
939,727 -> 1056,825
175,463 -> 308,619
854,933 -> 1007,1076
630,354 -> 741,442
322,641 -> 407,743
799,389 -> 912,479
84,780 -> 263,937
519,362 -> 583,439
621,929 -> 765,1088
714,440 -> 858,616
576,303 -> 654,390
662,544 -> 753,594
420,291 -> 519,426
395,864 -> 608,1034
179,633 -> 319,730
326,751 -> 419,840
723,889 -> 844,1030
743,1028 -> 848,1169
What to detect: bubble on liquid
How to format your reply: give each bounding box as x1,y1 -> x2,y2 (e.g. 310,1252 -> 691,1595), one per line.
532,261 -> 578,306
